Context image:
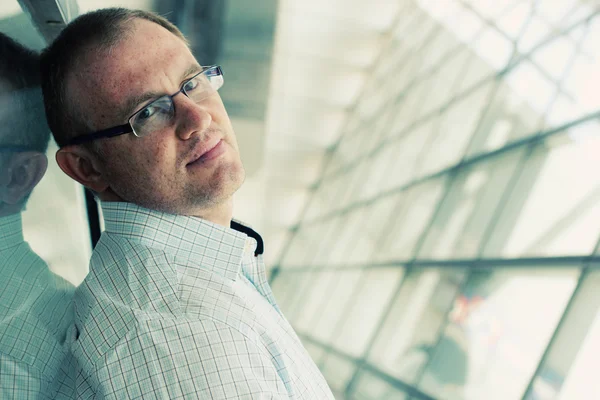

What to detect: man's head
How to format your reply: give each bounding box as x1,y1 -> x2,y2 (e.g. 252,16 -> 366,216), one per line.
0,33 -> 49,216
41,8 -> 245,224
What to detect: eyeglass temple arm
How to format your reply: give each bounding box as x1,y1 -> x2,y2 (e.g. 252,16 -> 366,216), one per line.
67,123 -> 133,146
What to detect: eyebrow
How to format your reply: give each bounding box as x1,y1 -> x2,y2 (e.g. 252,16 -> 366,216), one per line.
119,64 -> 204,120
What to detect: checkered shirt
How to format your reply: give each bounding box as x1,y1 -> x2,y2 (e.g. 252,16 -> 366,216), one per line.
0,213 -> 74,399
67,202 -> 334,399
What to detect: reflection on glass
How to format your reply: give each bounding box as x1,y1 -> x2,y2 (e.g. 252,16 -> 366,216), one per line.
465,80 -> 541,157
294,270 -> 340,333
368,269 -> 465,383
417,268 -> 577,400
344,195 -> 399,264
0,33 -> 73,398
311,270 -> 363,343
332,268 -> 403,357
325,208 -> 368,265
525,270 -> 600,400
318,354 -> 357,395
418,149 -> 525,259
376,179 -> 447,262
274,270 -> 317,321
312,216 -> 345,265
416,81 -> 495,177
276,2 -> 600,399
352,370 -> 409,400
484,124 -> 600,258
379,119 -> 437,193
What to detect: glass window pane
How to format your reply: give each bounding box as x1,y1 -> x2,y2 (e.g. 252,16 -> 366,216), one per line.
536,0 -> 584,27
398,7 -> 437,52
505,61 -> 557,114
526,270 -> 600,400
380,119 -> 438,193
471,28 -> 513,70
280,271 -> 319,323
294,270 -> 339,333
345,195 -> 400,264
466,0 -> 520,19
388,74 -> 435,135
495,2 -> 532,39
280,225 -> 316,268
368,268 -> 466,383
454,51 -> 495,94
465,80 -> 542,157
419,48 -> 471,117
517,16 -> 551,54
312,270 -> 363,343
302,342 -> 328,369
418,148 -> 526,259
356,141 -> 405,202
531,36 -> 576,81
326,208 -> 368,265
417,268 -> 578,400
376,179 -> 447,262
562,39 -> 600,117
333,268 -> 404,357
319,354 -> 357,395
270,270 -> 296,310
338,163 -> 370,210
352,370 -> 409,400
312,216 -> 345,265
416,81 -> 495,177
483,122 -> 600,258
312,221 -> 343,264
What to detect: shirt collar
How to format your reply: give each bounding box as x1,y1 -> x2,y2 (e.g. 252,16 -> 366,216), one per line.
101,202 -> 262,281
0,213 -> 24,251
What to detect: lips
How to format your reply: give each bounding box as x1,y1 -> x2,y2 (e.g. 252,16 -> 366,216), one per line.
186,138 -> 225,166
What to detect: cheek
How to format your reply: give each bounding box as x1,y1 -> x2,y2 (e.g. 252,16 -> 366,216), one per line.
110,142 -> 172,178
142,142 -> 179,179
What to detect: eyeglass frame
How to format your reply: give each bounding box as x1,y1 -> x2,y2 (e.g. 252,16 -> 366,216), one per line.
66,65 -> 223,146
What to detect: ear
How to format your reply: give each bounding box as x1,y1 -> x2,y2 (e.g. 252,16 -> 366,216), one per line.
56,145 -> 110,193
1,151 -> 48,205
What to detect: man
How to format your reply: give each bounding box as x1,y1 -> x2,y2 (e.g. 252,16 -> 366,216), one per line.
0,33 -> 74,398
41,8 -> 334,399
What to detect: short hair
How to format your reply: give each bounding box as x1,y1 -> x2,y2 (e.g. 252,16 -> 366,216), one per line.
0,33 -> 49,153
40,8 -> 187,147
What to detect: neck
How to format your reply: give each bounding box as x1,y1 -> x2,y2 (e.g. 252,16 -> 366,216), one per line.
193,197 -> 233,227
0,203 -> 23,218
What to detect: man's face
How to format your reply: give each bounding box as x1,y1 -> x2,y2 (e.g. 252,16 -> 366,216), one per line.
67,19 -> 245,216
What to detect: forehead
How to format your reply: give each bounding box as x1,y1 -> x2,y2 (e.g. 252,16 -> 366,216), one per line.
67,19 -> 194,127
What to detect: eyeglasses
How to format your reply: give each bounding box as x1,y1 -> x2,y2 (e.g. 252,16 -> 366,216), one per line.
67,65 -> 224,146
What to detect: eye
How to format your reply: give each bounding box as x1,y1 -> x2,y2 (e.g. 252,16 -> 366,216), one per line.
136,104 -> 159,122
184,77 -> 200,92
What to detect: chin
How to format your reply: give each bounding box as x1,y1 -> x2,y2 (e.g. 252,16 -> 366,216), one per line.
194,160 -> 245,207
221,161 -> 246,198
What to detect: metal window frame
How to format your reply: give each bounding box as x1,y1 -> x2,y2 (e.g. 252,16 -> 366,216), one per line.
271,3 -> 600,399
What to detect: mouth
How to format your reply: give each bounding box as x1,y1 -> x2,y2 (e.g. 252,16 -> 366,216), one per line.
186,138 -> 226,167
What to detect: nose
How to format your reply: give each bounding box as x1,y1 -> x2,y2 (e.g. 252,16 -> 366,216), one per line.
173,92 -> 212,141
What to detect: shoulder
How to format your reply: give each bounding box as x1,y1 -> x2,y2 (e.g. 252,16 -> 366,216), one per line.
89,318 -> 289,399
72,234 -> 182,366
77,233 -> 180,316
